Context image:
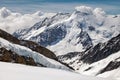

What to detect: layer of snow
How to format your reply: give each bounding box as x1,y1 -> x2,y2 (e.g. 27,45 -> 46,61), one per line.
98,68 -> 120,80
0,37 -> 70,70
0,62 -> 110,80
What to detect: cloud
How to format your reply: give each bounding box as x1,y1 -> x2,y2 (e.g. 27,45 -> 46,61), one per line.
0,7 -> 50,34
0,5 -> 119,34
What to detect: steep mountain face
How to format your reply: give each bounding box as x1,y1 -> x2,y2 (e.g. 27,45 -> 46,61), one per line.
81,34 -> 120,64
58,33 -> 120,77
0,29 -> 72,71
13,13 -> 70,39
13,6 -> 120,56
0,29 -> 57,60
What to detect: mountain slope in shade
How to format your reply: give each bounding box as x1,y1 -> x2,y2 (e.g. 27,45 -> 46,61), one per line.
0,29 -> 57,60
0,29 -> 72,70
14,6 -> 120,55
0,62 -> 111,80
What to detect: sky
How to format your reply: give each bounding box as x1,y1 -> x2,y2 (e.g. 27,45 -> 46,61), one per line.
0,0 -> 120,14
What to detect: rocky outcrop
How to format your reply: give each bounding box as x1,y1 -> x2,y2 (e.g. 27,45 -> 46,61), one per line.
81,34 -> 120,64
0,29 -> 19,44
0,29 -> 57,60
0,47 -> 41,66
98,61 -> 120,74
20,40 -> 57,60
58,52 -> 83,61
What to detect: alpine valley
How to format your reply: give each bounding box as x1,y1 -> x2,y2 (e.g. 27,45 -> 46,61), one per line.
0,6 -> 120,80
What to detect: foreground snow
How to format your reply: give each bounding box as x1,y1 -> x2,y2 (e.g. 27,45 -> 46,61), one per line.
0,62 -> 109,80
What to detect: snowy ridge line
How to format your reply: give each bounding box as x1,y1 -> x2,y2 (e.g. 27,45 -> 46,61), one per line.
79,51 -> 120,80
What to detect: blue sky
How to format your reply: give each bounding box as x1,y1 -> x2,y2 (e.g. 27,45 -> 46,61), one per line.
0,0 -> 120,14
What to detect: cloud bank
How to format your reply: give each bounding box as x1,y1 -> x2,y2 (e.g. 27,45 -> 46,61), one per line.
0,6 -> 119,34
0,7 -> 56,34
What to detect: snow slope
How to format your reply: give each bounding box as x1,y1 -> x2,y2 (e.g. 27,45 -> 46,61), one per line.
0,62 -> 110,80
98,68 -> 120,80
60,51 -> 120,80
78,51 -> 120,76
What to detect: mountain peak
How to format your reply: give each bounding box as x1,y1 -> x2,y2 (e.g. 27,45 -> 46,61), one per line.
0,7 -> 11,18
75,6 -> 93,15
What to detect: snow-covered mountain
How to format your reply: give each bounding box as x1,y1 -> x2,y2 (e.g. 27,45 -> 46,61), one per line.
0,29 -> 72,71
14,6 -> 120,56
1,6 -> 120,79
58,33 -> 120,79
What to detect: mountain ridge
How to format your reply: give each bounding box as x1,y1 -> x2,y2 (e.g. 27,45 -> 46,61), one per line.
13,6 -> 120,55
0,29 -> 73,70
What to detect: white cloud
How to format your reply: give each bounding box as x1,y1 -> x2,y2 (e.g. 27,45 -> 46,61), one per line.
0,7 -> 55,34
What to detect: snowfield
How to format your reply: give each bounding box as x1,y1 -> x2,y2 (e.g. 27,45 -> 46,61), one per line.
0,62 -> 110,80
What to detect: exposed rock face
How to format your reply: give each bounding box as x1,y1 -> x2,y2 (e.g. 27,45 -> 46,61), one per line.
0,29 -> 19,44
29,24 -> 67,47
20,40 -> 57,60
0,47 -> 39,66
81,34 -> 120,64
58,52 -> 83,62
98,61 -> 120,74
